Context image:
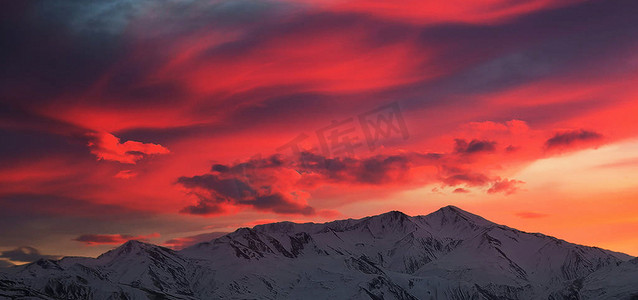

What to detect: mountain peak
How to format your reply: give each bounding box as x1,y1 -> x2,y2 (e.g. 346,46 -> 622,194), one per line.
431,205 -> 486,220
436,205 -> 474,215
253,221 -> 300,233
97,240 -> 161,260
120,239 -> 152,250
440,204 -> 461,211
364,210 -> 411,225
417,205 -> 494,232
377,210 -> 409,218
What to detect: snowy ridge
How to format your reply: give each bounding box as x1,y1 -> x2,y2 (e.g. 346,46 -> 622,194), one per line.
1,206 -> 636,299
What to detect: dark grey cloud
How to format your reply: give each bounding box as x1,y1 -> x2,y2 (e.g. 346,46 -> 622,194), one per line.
442,173 -> 491,187
178,148 -> 527,216
303,152 -> 425,185
177,172 -> 314,216
355,156 -> 410,184
177,152 -> 422,215
454,139 -> 497,155
0,246 -> 60,263
180,201 -> 226,215
545,129 -> 603,149
177,175 -> 255,200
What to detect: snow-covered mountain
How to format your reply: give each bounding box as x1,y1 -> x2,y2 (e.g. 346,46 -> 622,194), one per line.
1,206 -> 636,299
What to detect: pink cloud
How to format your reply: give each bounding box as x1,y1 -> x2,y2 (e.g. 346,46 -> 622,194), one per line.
515,212 -> 549,219
73,233 -> 160,246
487,178 -> 525,195
87,132 -> 169,164
114,170 -> 137,179
453,188 -> 470,194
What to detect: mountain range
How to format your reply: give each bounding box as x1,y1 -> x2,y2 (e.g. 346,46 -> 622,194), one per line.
1,206 -> 636,299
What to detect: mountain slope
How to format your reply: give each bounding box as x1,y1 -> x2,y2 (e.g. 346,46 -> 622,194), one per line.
579,257 -> 638,299
0,206 -> 634,299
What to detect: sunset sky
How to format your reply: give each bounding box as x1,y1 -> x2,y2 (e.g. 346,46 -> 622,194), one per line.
2,0 -> 638,266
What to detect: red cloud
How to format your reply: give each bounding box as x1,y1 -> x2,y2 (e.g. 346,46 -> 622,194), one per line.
462,120 -> 530,135
515,211 -> 548,219
114,170 -> 137,179
87,132 -> 169,164
73,233 -> 160,246
178,26 -> 437,96
487,178 -> 525,195
176,152 -> 420,216
453,188 -> 470,194
177,148 -> 532,216
293,0 -> 574,24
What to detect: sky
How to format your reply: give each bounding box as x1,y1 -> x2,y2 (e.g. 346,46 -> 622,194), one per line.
1,0 -> 638,266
